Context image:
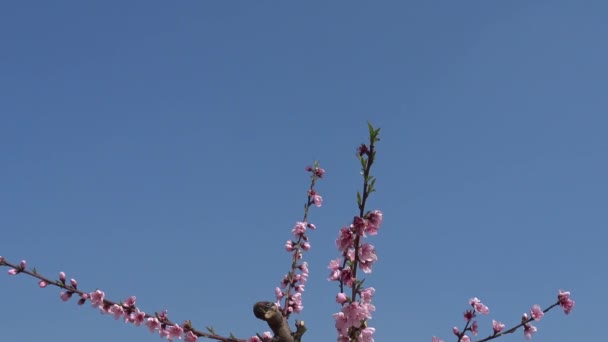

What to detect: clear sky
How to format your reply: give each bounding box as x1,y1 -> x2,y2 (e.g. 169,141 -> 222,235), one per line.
1,1 -> 605,341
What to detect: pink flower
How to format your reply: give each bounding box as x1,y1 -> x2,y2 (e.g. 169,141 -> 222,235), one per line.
352,216 -> 367,236
358,243 -> 378,273
167,324 -> 184,340
336,227 -> 355,251
432,337 -> 444,342
365,210 -> 383,235
260,331 -> 273,342
313,167 -> 325,178
299,262 -> 309,274
336,293 -> 348,304
333,311 -> 349,335
247,337 -> 261,342
90,289 -> 105,308
558,290 -> 575,315
471,321 -> 479,335
275,287 -> 284,301
492,320 -> 505,334
313,194 -> 323,207
360,327 -> 375,342
360,287 -> 375,304
292,222 -> 307,237
109,304 -> 125,320
146,317 -> 161,333
524,323 -> 537,339
285,240 -> 295,252
124,296 -> 136,307
469,297 -> 489,314
130,308 -> 146,326
461,335 -> 471,342
530,304 -> 544,321
60,291 -> 73,301
328,258 -> 342,281
185,331 -> 198,342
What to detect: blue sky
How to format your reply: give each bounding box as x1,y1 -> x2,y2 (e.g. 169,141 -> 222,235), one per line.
1,1 -> 605,341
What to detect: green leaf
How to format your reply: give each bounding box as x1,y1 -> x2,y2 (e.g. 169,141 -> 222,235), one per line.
356,192 -> 362,206
32,267 -> 38,275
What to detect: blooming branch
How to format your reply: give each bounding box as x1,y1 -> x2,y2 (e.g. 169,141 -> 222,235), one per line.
433,291 -> 575,342
329,123 -> 382,342
0,256 -> 261,342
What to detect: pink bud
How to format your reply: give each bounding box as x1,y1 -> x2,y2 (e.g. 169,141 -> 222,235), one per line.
70,278 -> 78,288
39,280 -> 48,288
19,260 -> 26,269
336,293 -> 348,304
59,271 -> 66,282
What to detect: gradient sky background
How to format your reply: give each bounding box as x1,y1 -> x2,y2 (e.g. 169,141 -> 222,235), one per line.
1,1 -> 605,341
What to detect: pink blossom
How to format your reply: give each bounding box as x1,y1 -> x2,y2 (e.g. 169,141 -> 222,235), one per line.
469,297 -> 489,314
328,258 -> 342,281
292,222 -> 307,237
260,331 -> 273,342
358,243 -> 378,273
313,194 -> 323,207
289,292 -> 303,313
247,337 -> 261,342
432,337 -> 444,342
463,309 -> 475,321
530,304 -> 544,321
333,311 -> 349,335
90,289 -> 105,308
124,296 -> 136,307
558,290 -> 575,315
299,262 -> 309,274
130,308 -> 146,326
365,210 -> 383,235
109,304 -> 125,320
492,320 -> 505,334
336,293 -> 348,304
313,167 -> 325,178
352,216 -> 367,236
461,335 -> 471,342
167,324 -> 184,340
471,321 -> 479,336
360,327 -> 375,342
340,267 -> 355,287
360,287 -> 375,304
301,242 -> 311,251
285,240 -> 295,252
185,331 -> 198,342
146,317 -> 161,333
7,268 -> 18,275
336,227 -> 355,251
524,323 -> 537,339
275,287 -> 284,301
60,291 -> 72,301
38,280 -> 48,288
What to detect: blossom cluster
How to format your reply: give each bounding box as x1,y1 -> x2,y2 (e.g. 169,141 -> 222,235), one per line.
329,124 -> 383,342
433,291 -> 575,342
276,163 -> 324,318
